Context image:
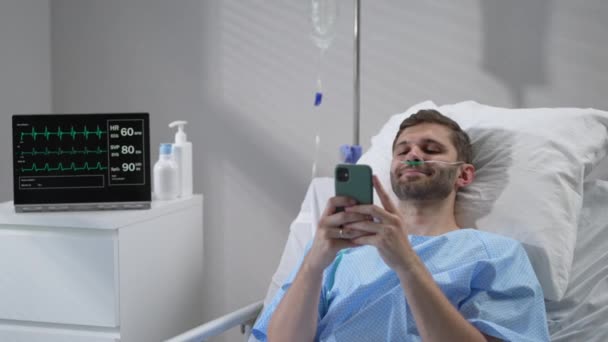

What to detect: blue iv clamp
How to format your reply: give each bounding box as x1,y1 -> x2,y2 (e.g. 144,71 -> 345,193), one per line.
339,144 -> 362,164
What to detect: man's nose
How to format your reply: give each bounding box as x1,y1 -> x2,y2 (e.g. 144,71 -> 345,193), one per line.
405,146 -> 425,161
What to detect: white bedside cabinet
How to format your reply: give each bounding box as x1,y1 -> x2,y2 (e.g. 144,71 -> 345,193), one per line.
0,195 -> 203,342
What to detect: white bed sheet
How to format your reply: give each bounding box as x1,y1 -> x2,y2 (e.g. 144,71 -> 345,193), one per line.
261,177 -> 333,308
262,177 -> 608,340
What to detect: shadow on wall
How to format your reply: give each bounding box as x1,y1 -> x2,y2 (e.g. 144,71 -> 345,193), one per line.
480,0 -> 552,107
190,2 -> 316,332
200,102 -> 310,206
455,128 -> 513,227
199,0 -> 313,210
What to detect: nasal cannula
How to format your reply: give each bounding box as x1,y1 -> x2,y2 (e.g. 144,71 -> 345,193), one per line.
403,160 -> 464,167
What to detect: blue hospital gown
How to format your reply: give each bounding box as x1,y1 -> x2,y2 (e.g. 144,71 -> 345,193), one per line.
252,228 -> 550,342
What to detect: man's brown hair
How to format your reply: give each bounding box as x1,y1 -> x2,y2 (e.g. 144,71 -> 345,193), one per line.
392,109 -> 473,164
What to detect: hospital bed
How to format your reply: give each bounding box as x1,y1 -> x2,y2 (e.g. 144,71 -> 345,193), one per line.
168,101 -> 608,342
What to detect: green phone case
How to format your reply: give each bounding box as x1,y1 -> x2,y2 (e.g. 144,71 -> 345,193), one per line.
334,164 -> 373,208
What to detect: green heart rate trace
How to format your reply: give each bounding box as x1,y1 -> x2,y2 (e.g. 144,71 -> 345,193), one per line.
14,116 -> 147,187
19,146 -> 107,156
19,125 -> 107,141
16,124 -> 111,176
12,113 -> 151,211
21,161 -> 108,173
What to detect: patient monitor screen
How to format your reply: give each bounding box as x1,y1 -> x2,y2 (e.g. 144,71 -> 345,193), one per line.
12,113 -> 151,212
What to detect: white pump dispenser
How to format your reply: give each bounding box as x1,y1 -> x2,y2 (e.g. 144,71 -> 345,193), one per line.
169,120 -> 193,198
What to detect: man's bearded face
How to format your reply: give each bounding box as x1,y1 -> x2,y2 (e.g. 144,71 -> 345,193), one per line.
390,163 -> 458,201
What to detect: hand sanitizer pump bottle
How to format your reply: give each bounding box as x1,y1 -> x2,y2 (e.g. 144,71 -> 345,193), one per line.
169,120 -> 193,198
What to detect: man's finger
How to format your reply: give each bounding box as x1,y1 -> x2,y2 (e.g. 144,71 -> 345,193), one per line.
372,175 -> 399,214
330,226 -> 375,239
351,234 -> 379,247
344,221 -> 382,234
345,204 -> 396,225
324,211 -> 372,227
322,196 -> 356,217
334,239 -> 359,249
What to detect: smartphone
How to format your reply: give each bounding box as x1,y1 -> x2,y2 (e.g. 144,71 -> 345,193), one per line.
334,164 -> 373,212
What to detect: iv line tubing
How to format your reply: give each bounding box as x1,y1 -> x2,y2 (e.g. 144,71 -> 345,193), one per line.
353,0 -> 361,145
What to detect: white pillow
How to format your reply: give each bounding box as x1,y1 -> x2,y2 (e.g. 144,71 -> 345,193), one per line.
358,100 -> 608,301
546,179 -> 608,339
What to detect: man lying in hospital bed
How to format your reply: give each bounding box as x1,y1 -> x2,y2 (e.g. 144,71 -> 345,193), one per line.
168,101 -> 608,341
254,109 -> 549,341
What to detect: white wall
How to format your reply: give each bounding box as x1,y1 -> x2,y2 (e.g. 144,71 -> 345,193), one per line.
50,1 -> 311,340
49,1 -> 608,341
0,0 -> 52,202
359,0 -> 608,140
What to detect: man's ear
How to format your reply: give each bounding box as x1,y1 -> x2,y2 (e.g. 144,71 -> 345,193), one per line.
455,163 -> 475,188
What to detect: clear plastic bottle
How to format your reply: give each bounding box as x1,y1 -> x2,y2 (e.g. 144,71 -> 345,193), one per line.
310,0 -> 338,107
153,143 -> 179,200
310,0 -> 338,50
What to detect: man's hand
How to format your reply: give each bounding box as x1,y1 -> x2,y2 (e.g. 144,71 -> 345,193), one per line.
343,175 -> 416,271
305,196 -> 373,273
268,197 -> 370,342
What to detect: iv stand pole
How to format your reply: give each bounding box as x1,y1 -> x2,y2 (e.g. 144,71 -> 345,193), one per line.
353,0 -> 361,145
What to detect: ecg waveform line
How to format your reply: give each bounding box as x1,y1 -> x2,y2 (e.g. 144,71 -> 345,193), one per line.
19,126 -> 107,141
19,147 -> 107,156
21,162 -> 108,173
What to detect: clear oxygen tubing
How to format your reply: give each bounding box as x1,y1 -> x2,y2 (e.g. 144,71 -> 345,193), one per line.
402,160 -> 465,167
